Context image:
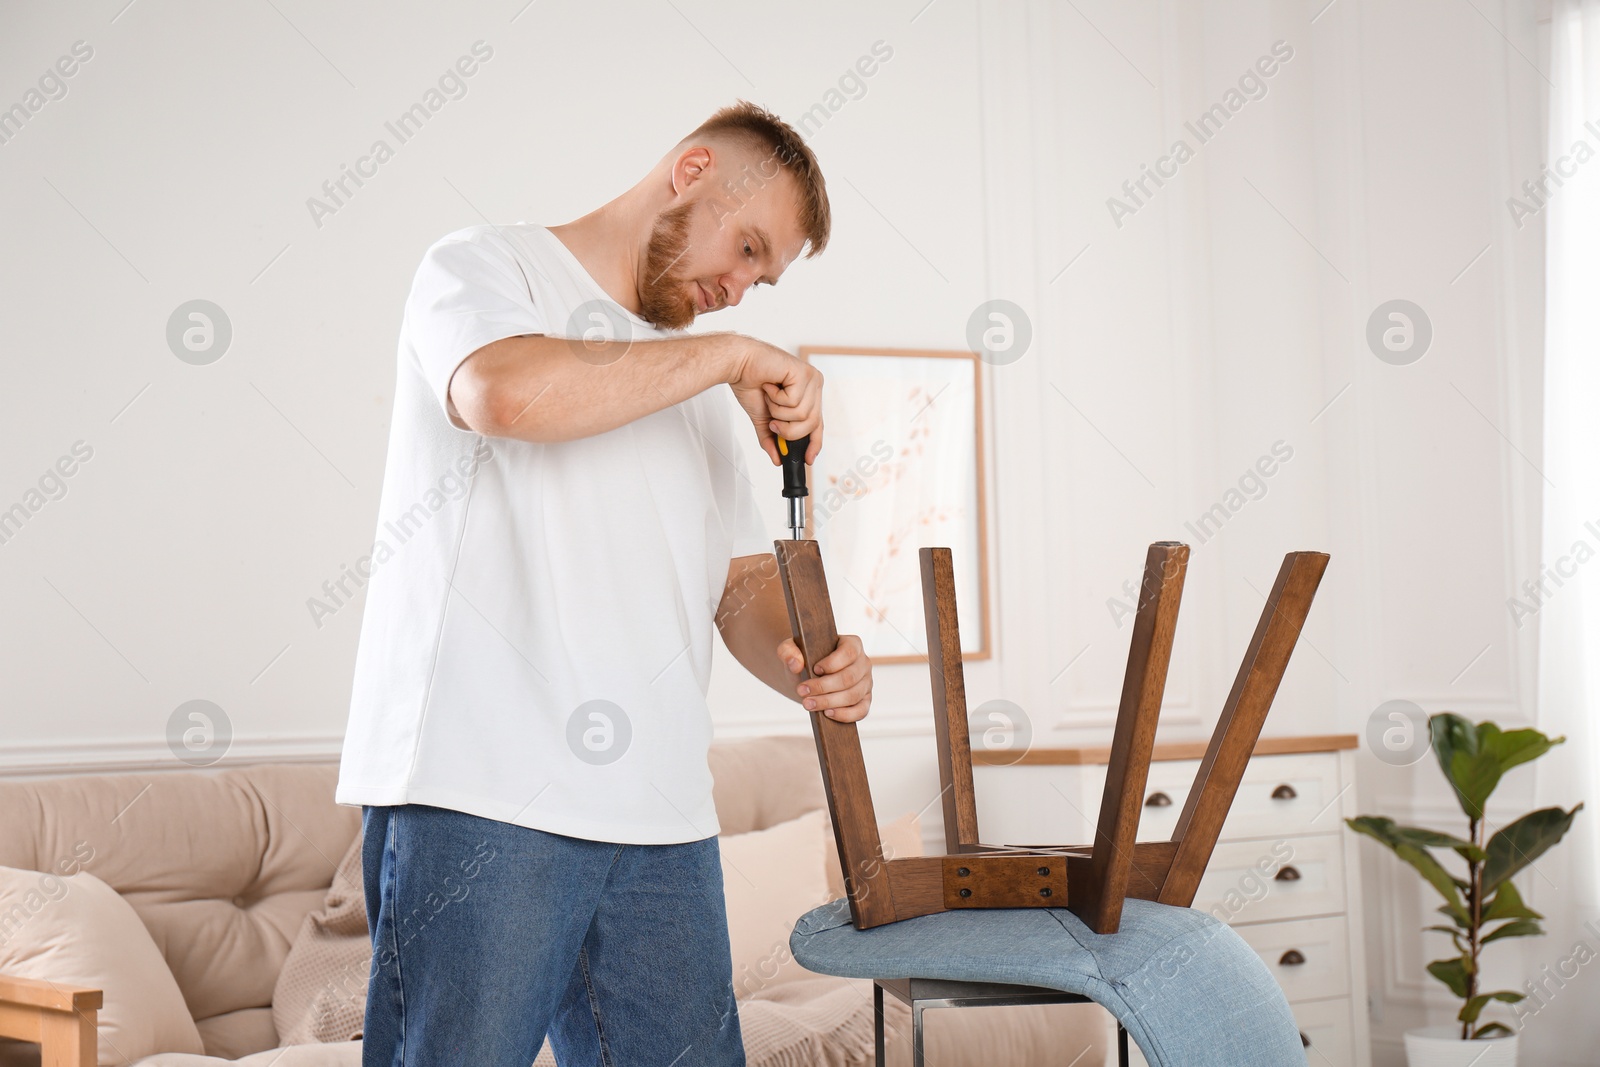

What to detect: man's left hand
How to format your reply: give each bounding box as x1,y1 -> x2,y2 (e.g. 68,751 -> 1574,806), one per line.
776,634 -> 872,723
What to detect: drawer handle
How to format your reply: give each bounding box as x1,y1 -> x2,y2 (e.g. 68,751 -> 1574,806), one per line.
1144,791 -> 1173,807
1300,1031 -> 1310,1048
1279,949 -> 1306,966
1274,865 -> 1302,882
1271,783 -> 1297,800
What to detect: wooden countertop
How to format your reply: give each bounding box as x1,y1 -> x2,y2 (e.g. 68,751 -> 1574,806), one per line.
972,733 -> 1358,766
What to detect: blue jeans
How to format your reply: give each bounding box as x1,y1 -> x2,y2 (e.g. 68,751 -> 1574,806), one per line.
360,804 -> 747,1067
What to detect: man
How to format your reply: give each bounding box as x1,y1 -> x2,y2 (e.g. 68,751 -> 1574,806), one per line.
335,101 -> 873,1066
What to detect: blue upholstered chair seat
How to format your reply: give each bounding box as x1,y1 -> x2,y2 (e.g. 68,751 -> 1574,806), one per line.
790,896 -> 1306,1066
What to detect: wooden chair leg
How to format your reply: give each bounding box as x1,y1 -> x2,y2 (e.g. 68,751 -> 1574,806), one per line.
919,548 -> 982,855
1158,551 -> 1330,906
1068,542 -> 1189,933
39,1008 -> 95,1067
775,539 -> 897,928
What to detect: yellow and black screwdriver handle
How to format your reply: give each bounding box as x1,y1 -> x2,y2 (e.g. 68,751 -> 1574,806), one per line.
778,434 -> 810,541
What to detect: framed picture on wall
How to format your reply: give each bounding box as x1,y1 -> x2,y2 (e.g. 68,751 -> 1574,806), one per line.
799,346 -> 991,664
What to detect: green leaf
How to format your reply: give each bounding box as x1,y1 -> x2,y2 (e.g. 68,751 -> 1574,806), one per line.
1482,880 -> 1543,923
1425,924 -> 1469,954
1445,745 -> 1501,819
1396,823 -> 1483,862
1430,715 -> 1567,820
1473,1022 -> 1515,1039
1483,804 -> 1585,892
1436,902 -> 1472,929
1347,817 -> 1471,920
1458,991 -> 1522,1024
1427,957 -> 1472,999
1430,712 -> 1477,764
1431,714 -> 1503,819
1483,727 -> 1564,775
1481,919 -> 1543,944
1395,841 -> 1471,911
1465,991 -> 1523,1036
1375,820 -> 1474,850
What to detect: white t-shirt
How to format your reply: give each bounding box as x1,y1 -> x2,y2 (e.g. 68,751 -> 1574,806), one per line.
335,222 -> 773,844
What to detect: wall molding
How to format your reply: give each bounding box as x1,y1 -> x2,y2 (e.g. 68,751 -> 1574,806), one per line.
712,714 -> 936,740
1398,696 -> 1531,724
0,735 -> 345,779
2,717 -> 941,778
1049,705 -> 1206,730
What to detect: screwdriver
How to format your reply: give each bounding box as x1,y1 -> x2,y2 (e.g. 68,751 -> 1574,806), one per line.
778,434 -> 810,540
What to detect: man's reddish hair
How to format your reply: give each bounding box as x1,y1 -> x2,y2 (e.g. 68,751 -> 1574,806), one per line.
683,100 -> 831,258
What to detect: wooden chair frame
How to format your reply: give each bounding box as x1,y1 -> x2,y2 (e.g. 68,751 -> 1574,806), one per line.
0,974 -> 100,1067
774,539 -> 1329,934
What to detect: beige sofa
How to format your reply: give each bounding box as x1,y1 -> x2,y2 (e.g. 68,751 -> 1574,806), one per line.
0,735 -> 1110,1066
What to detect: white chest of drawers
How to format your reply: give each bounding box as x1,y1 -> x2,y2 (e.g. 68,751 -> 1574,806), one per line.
971,735 -> 1371,1067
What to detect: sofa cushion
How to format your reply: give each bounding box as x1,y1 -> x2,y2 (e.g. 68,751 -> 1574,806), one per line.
191,1010 -> 276,1061
719,808 -> 833,997
706,736 -> 826,835
873,987 -> 1112,1067
271,835 -> 366,1046
130,1042 -> 361,1066
0,866 -> 205,1065
0,764 -> 359,1024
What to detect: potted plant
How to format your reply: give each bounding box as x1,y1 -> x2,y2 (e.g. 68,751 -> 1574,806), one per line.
1348,712 -> 1583,1066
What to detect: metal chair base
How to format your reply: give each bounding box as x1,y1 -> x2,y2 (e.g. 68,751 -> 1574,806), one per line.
873,976 -> 1131,1066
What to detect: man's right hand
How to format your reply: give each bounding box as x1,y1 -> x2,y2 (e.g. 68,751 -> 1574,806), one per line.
723,336 -> 823,467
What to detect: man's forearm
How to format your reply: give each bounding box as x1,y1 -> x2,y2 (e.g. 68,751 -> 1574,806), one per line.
717,554 -> 802,700
452,331 -> 738,443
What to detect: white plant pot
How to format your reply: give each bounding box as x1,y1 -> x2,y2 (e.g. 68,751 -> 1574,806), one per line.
1404,1026 -> 1518,1067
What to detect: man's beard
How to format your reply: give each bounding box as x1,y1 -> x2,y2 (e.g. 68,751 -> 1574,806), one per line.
638,201 -> 698,330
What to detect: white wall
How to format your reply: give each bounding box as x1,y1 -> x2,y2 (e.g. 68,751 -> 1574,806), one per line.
0,0 -> 986,771
1,0 -> 1584,1060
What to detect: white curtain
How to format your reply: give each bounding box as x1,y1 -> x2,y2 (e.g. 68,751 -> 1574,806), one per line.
1537,0 -> 1600,927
